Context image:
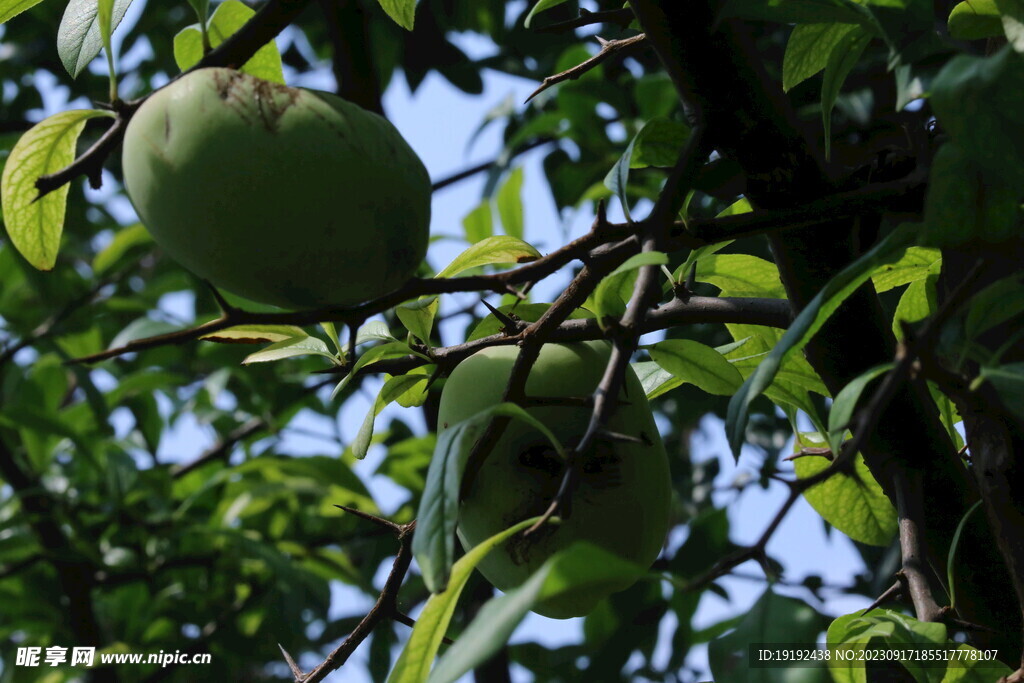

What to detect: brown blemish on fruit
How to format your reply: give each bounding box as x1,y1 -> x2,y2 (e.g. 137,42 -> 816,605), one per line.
211,69 -> 300,133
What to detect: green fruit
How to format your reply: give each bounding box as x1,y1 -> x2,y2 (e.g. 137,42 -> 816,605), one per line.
121,68 -> 431,309
438,341 -> 671,619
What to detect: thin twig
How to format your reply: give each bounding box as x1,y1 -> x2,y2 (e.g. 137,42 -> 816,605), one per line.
525,34 -> 648,103
297,522 -> 416,683
536,7 -> 637,33
170,417 -> 269,478
431,137 -> 554,192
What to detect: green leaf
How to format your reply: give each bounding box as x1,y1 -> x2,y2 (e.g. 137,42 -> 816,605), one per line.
922,143 -> 1020,246
200,325 -> 308,344
187,0 -> 209,22
461,201 -> 493,244
931,46 -> 1024,190
354,321 -> 398,346
392,365 -> 433,409
783,23 -> 858,91
413,402 -> 564,593
827,607 -> 1013,681
940,646 -> 1013,681
388,517 -> 542,683
321,321 -> 342,355
996,0 -> 1024,51
630,117 -> 690,168
794,435 -> 896,547
948,0 -> 1003,40
428,543 -> 645,683
91,222 -> 151,274
173,0 -> 285,84
692,253 -> 787,298
592,251 -> 669,328
632,361 -> 684,399
242,335 -> 338,365
376,0 -> 417,30
0,0 -> 48,25
947,500 -> 982,611
725,225 -> 914,458
1,109 -> 113,270
821,24 -> 872,160
57,0 -> 133,78
604,133 -> 638,222
891,275 -> 936,341
977,362 -> 1024,419
396,296 -> 439,344
871,246 -> 941,292
964,273 -> 1024,340
434,235 -> 541,279
97,0 -> 114,58
330,341 -> 427,399
647,339 -> 744,396
708,590 -> 828,682
826,364 -> 893,456
524,0 -> 568,27
352,374 -> 429,459
496,167 -> 524,239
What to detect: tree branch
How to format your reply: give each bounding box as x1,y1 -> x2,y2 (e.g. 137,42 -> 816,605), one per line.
536,7 -> 637,33
294,521 -> 416,683
525,34 -> 648,103
431,137 -> 554,192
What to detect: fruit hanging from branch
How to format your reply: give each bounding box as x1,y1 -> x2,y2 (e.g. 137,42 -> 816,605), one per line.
438,341 -> 672,619
121,67 -> 431,309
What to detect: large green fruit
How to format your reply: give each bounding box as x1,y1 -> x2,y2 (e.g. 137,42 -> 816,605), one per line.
121,68 -> 431,309
438,341 -> 671,619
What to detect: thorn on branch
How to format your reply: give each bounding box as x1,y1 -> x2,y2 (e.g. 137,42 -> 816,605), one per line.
279,645 -> 303,680
783,446 -> 834,462
204,281 -> 238,315
481,299 -> 522,335
861,581 -> 902,615
597,429 -> 650,446
334,505 -> 403,537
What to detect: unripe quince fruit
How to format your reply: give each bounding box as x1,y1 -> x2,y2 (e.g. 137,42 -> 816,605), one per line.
121,68 -> 431,309
438,341 -> 671,619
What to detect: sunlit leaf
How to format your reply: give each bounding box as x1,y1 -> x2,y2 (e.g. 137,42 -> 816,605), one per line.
1,109 -> 113,270
242,335 -> 337,365
200,325 -> 308,345
173,0 -> 284,83
377,0 -> 417,30
57,0 -> 133,77
435,235 -> 541,279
